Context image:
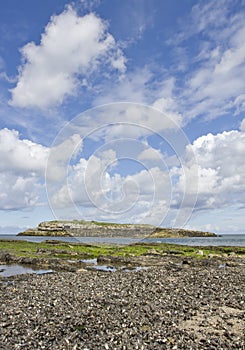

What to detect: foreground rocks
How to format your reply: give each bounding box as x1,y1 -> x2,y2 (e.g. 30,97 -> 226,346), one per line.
0,258 -> 244,349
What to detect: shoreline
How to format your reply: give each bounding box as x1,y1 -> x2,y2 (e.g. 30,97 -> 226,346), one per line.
0,240 -> 244,273
1,240 -> 244,348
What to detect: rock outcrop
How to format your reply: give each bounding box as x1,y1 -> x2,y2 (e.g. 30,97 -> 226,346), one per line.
18,220 -> 216,238
150,227 -> 217,238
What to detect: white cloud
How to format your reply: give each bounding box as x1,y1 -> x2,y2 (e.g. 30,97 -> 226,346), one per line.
151,78 -> 183,125
178,129 -> 245,210
4,120 -> 244,226
165,1 -> 245,123
46,133 -> 82,182
94,70 -> 183,127
0,128 -> 49,210
54,103 -> 185,155
185,205 -> 245,235
240,118 -> 245,131
191,9 -> 245,119
80,0 -> 100,12
0,128 -> 49,176
95,1 -> 245,126
45,103 -> 195,226
188,131 -> 245,178
138,148 -> 162,161
0,173 -> 41,210
39,120 -> 245,228
50,150 -> 119,210
49,145 -> 173,226
0,128 -> 82,211
94,67 -> 153,105
10,7 -> 126,109
191,0 -> 230,35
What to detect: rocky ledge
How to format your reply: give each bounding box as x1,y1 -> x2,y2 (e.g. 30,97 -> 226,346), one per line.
18,220 -> 216,238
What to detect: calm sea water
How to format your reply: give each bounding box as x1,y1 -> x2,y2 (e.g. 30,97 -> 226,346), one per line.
0,234 -> 244,246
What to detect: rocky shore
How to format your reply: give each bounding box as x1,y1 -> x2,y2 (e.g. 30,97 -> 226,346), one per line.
0,256 -> 244,349
18,220 -> 216,238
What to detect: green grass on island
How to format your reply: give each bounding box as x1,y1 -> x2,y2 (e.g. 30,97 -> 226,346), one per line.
0,240 -> 244,261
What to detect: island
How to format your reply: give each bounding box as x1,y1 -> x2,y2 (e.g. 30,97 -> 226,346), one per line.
18,220 -> 217,238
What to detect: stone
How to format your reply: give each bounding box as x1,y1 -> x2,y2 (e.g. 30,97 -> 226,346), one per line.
197,250 -> 204,256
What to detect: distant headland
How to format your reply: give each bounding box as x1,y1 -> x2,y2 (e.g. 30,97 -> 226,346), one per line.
18,220 -> 216,238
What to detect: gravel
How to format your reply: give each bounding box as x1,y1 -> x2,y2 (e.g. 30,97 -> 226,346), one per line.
0,259 -> 244,349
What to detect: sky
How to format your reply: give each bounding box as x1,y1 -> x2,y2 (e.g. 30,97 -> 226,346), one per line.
0,0 -> 244,235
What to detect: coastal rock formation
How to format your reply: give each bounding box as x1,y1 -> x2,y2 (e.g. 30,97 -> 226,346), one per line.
18,220 -> 216,238
150,227 -> 216,238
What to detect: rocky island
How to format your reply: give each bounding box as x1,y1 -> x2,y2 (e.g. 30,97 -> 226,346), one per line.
18,220 -> 216,238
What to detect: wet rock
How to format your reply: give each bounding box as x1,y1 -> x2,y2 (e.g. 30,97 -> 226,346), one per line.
0,251 -> 13,263
97,255 -> 131,265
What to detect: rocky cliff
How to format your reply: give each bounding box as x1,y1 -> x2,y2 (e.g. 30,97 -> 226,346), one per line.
18,220 -> 216,238
150,227 -> 217,238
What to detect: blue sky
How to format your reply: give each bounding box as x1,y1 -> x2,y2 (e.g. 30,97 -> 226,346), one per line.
0,0 -> 244,234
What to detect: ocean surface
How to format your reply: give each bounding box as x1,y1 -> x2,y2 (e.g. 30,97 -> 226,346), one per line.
0,234 -> 245,246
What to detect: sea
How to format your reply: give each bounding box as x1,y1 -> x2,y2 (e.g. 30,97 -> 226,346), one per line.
0,234 -> 245,247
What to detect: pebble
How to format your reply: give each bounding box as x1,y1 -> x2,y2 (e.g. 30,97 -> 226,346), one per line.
0,258 -> 244,349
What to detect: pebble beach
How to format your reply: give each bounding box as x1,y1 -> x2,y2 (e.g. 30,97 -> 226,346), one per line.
0,257 -> 244,350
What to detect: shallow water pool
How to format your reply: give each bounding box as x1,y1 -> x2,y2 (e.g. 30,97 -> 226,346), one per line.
0,264 -> 53,277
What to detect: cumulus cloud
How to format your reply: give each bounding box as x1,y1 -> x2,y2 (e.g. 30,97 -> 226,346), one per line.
49,143 -> 173,226
240,118 -> 245,131
176,129 -> 245,210
0,128 -> 49,176
0,173 -> 41,210
10,6 -> 126,109
50,150 -> 119,210
138,148 -> 162,161
45,103 -> 195,225
0,128 -> 49,210
0,128 -> 82,211
46,133 -> 82,182
1,125 -> 244,226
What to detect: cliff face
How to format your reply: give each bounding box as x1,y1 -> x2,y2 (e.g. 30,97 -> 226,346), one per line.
150,227 -> 216,238
18,220 -> 216,238
18,221 -> 155,238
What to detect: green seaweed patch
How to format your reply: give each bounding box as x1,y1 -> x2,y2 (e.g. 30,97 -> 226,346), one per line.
0,240 -> 244,261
